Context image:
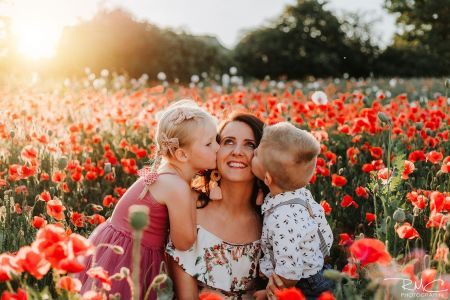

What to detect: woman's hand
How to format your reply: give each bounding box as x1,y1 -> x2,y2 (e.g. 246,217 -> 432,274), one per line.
253,289 -> 268,300
266,274 -> 285,300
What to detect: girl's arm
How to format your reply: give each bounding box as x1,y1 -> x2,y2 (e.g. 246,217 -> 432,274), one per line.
167,256 -> 198,299
165,182 -> 197,250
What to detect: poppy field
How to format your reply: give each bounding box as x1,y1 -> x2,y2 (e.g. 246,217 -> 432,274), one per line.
0,75 -> 449,299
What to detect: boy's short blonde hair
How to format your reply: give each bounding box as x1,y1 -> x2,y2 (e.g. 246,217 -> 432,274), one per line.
259,122 -> 320,190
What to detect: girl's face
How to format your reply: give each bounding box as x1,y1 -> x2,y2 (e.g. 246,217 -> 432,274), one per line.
217,121 -> 257,183
186,119 -> 220,171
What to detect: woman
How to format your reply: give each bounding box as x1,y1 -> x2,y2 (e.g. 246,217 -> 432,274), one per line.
166,112 -> 268,299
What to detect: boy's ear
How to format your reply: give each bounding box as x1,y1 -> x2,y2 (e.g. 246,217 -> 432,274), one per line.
174,148 -> 189,162
263,172 -> 272,186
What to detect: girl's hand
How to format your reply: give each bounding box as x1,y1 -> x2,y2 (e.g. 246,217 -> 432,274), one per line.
253,289 -> 267,300
266,274 -> 285,300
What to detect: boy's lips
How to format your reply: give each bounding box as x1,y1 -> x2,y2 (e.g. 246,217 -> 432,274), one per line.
227,161 -> 248,168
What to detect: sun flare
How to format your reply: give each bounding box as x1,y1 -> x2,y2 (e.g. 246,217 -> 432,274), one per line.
12,21 -> 59,60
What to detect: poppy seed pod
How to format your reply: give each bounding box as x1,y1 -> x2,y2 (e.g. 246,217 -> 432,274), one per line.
129,205 -> 149,231
377,112 -> 392,125
58,156 -> 68,170
104,162 -> 112,174
393,209 -> 406,223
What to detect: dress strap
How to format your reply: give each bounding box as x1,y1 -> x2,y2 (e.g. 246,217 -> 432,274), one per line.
137,167 -> 178,200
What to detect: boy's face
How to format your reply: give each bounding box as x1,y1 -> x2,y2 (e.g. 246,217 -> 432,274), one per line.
251,146 -> 266,181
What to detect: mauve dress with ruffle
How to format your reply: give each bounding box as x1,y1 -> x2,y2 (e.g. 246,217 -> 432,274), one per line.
78,176 -> 170,300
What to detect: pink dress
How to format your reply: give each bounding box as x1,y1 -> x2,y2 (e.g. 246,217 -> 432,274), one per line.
78,174 -> 172,300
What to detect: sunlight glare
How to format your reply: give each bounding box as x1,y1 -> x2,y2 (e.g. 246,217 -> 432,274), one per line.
13,21 -> 59,59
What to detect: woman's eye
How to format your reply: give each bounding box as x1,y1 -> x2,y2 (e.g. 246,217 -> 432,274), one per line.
206,142 -> 212,146
223,139 -> 233,145
247,143 -> 256,149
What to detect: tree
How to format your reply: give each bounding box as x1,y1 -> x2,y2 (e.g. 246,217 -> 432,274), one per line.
383,0 -> 450,75
53,8 -> 231,81
234,0 -> 378,79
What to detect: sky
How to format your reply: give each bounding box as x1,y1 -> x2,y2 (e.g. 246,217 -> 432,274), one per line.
1,0 -> 397,59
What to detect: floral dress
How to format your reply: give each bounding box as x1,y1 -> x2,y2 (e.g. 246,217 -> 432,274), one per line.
166,225 -> 262,299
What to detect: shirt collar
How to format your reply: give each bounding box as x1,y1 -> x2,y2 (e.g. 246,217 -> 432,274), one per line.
261,187 -> 305,214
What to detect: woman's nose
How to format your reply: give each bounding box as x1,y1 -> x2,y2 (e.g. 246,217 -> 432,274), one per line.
231,144 -> 244,156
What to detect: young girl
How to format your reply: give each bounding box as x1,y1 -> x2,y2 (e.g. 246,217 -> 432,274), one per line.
78,100 -> 219,299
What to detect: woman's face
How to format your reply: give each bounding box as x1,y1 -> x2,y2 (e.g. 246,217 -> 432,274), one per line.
217,121 -> 257,183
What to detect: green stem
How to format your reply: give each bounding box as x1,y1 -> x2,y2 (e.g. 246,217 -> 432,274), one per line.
132,230 -> 142,300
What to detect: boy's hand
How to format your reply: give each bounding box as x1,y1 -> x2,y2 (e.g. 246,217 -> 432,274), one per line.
253,289 -> 267,300
266,274 -> 285,300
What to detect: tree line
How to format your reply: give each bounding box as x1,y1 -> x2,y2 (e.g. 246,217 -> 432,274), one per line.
0,0 -> 448,80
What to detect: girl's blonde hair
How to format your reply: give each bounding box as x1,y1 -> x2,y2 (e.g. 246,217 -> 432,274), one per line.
151,99 -> 216,171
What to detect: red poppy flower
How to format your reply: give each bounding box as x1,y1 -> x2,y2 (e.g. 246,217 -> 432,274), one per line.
426,151 -> 443,164
331,174 -> 347,187
14,246 -> 51,279
317,291 -> 335,300
377,168 -> 392,184
361,163 -> 375,173
88,214 -> 106,225
47,199 -> 66,221
199,292 -> 224,300
39,191 -> 51,202
70,212 -> 85,228
369,147 -> 382,159
339,233 -> 353,246
396,222 -> 420,239
441,156 -> 450,173
40,172 -> 50,181
346,147 -> 359,165
430,191 -> 445,213
365,213 -> 376,225
52,170 -> 66,183
32,216 -> 47,229
341,195 -> 359,208
434,245 -> 449,263
82,291 -> 105,300
320,200 -> 332,215
114,187 -> 127,198
408,150 -> 426,162
342,262 -> 358,278
0,254 -> 20,282
1,288 -> 27,300
102,195 -> 118,208
274,287 -> 305,300
355,186 -> 369,199
349,238 -> 392,267
20,145 -> 38,163
57,276 -> 82,293
402,160 -> 415,179
87,266 -> 112,291
426,212 -> 448,229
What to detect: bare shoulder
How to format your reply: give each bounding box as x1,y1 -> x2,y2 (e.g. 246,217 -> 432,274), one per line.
149,174 -> 191,204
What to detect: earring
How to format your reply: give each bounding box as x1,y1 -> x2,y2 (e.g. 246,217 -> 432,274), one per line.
256,188 -> 264,206
209,170 -> 222,200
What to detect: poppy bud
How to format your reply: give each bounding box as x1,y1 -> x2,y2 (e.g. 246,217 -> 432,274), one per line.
150,274 -> 169,288
9,131 -> 15,138
110,273 -> 126,281
446,222 -> 450,234
415,122 -> 423,130
120,267 -> 130,277
112,245 -> 124,255
104,163 -> 112,174
129,205 -> 149,231
377,112 -> 392,125
445,79 -> 449,89
323,269 -> 345,281
58,156 -> 68,169
393,209 -> 405,223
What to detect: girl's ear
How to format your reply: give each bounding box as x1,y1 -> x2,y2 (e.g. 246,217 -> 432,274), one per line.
264,172 -> 272,186
174,147 -> 189,162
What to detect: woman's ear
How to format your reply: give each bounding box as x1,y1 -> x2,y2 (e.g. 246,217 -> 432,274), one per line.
174,148 -> 189,162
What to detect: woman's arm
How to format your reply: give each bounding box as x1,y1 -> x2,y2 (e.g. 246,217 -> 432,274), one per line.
167,256 -> 198,299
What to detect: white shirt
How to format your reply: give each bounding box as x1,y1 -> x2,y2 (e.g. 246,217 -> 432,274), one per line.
260,188 -> 333,280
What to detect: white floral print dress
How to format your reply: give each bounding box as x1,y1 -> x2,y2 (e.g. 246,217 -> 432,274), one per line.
166,225 -> 262,300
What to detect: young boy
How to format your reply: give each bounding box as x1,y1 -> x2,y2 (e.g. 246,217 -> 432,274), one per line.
251,122 -> 334,299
